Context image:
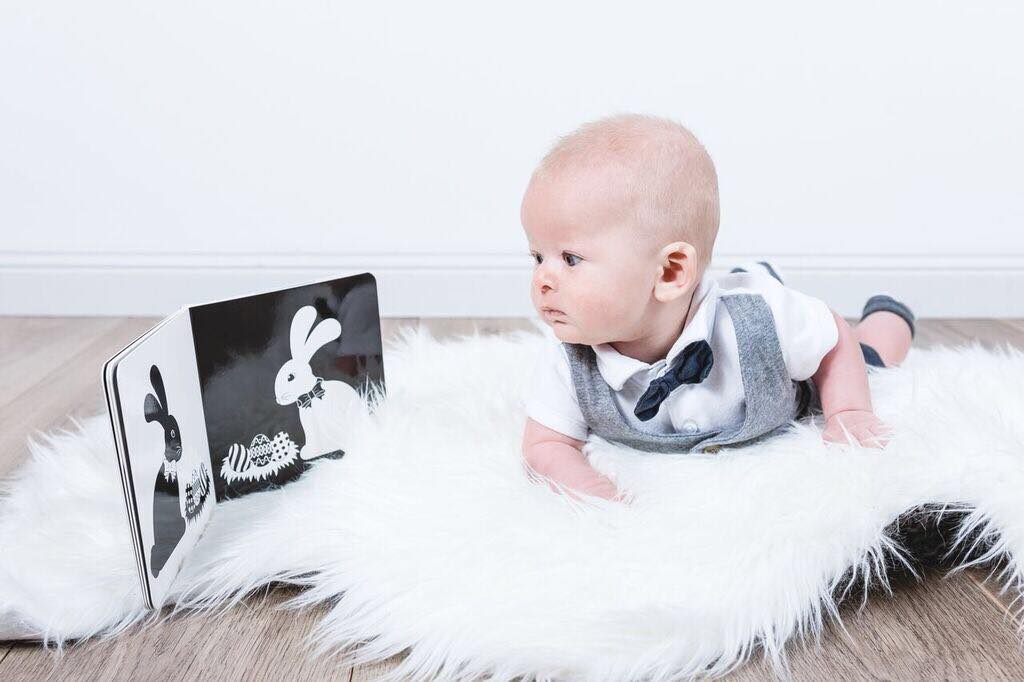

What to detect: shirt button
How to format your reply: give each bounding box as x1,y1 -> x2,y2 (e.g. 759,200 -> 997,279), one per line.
681,419 -> 699,434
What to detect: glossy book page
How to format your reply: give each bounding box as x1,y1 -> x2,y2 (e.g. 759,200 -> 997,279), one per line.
108,311 -> 216,609
188,271 -> 385,501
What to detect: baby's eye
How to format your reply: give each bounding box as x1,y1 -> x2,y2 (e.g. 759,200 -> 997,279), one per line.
530,251 -> 581,266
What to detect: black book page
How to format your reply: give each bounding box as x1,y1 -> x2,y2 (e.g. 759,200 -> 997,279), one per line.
188,272 -> 385,501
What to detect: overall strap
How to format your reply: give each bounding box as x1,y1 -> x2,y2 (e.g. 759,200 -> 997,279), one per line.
562,341 -> 708,453
562,293 -> 802,454
696,294 -> 803,450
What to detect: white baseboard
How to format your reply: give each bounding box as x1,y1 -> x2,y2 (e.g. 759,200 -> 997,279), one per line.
1,251 -> 1022,318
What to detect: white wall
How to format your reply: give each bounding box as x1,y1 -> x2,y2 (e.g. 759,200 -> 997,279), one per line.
2,1 -> 1023,316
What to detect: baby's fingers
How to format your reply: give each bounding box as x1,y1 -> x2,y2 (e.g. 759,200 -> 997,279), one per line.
822,423 -> 890,449
822,425 -> 856,446
857,425 -> 892,449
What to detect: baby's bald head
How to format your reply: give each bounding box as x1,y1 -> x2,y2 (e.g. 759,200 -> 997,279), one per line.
529,113 -> 720,269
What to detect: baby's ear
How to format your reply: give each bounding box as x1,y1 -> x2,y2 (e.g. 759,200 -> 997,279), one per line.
654,241 -> 699,302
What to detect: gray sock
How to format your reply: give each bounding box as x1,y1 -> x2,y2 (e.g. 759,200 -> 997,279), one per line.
860,294 -> 915,339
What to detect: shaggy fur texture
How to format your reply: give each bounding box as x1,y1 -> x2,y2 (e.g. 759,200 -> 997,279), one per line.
2,325 -> 1024,680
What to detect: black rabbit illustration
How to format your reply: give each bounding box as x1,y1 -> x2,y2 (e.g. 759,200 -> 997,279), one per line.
143,364 -> 187,578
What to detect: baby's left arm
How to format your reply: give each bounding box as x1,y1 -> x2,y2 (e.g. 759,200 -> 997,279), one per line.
812,310 -> 892,448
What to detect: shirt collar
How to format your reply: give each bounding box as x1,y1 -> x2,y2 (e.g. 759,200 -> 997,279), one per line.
591,272 -> 720,391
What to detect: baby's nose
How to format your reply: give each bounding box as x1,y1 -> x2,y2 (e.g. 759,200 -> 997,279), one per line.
533,267 -> 555,292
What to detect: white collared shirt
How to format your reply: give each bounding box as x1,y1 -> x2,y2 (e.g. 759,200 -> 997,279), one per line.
522,269 -> 839,442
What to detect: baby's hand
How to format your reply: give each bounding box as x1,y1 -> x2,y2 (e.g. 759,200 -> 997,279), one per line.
611,489 -> 633,506
563,480 -> 632,506
822,409 -> 892,449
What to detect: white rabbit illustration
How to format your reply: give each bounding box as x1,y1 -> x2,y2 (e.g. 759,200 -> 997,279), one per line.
274,305 -> 365,460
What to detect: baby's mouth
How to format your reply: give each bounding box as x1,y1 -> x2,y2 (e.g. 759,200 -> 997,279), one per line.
542,308 -> 565,321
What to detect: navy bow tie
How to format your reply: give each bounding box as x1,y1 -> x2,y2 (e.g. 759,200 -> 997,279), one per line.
296,378 -> 326,409
633,340 -> 714,421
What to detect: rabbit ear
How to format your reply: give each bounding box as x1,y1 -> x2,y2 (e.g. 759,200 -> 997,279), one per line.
298,318 -> 341,363
144,393 -> 165,423
148,365 -> 167,410
289,306 -> 319,360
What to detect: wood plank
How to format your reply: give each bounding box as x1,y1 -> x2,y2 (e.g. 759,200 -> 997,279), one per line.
0,317 -> 159,480
994,318 -> 1024,338
731,572 -> 1024,680
0,316 -> 90,356
0,317 -> 122,405
934,319 -> 1024,351
349,654 -> 406,681
0,587 -> 352,680
979,319 -> 1024,344
907,318 -> 958,349
843,571 -> 1024,679
970,562 -> 1024,630
380,318 -> 418,345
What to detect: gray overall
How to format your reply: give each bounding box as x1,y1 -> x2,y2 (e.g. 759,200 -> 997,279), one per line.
562,294 -> 819,454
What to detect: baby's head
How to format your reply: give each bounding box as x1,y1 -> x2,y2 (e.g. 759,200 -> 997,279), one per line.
522,113 -> 720,346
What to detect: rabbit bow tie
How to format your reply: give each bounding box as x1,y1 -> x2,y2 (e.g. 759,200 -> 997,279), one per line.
296,378 -> 326,409
633,340 -> 714,422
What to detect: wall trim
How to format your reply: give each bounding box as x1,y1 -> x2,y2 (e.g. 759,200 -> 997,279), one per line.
2,251 -> 1022,317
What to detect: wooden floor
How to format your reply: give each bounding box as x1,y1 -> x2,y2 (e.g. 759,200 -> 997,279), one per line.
2,317 -> 1024,680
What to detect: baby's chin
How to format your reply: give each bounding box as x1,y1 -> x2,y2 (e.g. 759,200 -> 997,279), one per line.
547,320 -> 591,345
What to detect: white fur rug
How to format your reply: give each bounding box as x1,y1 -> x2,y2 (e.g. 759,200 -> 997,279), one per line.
2,325 -> 1024,681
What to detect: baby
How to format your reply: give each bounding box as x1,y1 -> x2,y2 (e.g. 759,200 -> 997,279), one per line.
519,114 -> 915,503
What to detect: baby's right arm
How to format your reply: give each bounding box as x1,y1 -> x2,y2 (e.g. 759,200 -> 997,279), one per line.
521,417 -> 624,502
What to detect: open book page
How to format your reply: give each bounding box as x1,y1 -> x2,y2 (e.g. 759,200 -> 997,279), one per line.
188,272 -> 385,500
107,311 -> 216,609
103,311 -> 184,595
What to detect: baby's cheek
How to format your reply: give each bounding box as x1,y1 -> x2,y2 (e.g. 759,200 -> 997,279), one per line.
529,288 -> 542,312
576,289 -> 619,327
